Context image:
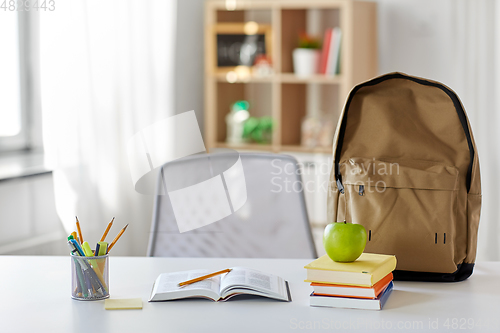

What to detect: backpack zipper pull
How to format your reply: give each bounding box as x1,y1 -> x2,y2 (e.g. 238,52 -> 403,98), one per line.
359,185 -> 364,196
336,179 -> 345,194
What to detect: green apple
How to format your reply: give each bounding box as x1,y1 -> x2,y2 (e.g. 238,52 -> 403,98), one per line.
323,222 -> 367,262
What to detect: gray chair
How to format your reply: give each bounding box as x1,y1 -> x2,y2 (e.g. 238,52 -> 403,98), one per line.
147,152 -> 317,259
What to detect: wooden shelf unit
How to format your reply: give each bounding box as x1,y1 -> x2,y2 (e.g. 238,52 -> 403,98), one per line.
204,0 -> 378,154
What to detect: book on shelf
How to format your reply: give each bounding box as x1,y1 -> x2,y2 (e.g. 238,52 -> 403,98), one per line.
149,267 -> 291,302
304,253 -> 397,287
325,27 -> 342,75
311,272 -> 393,299
319,28 -> 333,74
310,281 -> 393,310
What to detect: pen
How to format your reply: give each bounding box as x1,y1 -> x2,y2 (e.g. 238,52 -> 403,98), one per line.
107,224 -> 128,253
69,237 -> 85,256
178,269 -> 232,287
68,241 -> 83,295
100,217 -> 114,242
75,216 -> 84,244
67,241 -> 89,297
67,240 -> 80,256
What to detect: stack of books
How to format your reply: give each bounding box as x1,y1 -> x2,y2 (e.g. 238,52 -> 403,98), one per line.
304,253 -> 397,310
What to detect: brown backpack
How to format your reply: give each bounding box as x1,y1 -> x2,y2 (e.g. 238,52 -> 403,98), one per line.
328,72 -> 481,282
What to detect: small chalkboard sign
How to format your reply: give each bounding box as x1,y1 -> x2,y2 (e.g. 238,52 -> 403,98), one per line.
217,34 -> 266,67
213,23 -> 272,70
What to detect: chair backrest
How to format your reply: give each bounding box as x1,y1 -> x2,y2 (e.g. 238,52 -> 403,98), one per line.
147,152 -> 317,259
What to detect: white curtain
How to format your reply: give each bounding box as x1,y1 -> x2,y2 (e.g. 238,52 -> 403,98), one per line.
40,0 -> 177,255
451,0 -> 500,261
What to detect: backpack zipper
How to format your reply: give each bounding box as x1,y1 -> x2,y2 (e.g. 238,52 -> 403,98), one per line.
359,185 -> 364,196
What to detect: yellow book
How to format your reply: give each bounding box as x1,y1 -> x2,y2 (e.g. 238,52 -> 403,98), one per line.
304,253 -> 397,287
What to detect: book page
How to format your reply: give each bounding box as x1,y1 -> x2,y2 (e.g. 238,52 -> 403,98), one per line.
150,269 -> 221,301
220,267 -> 288,300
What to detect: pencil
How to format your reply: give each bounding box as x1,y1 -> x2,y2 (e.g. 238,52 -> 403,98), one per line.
100,217 -> 115,242
107,224 -> 128,253
178,269 -> 232,287
75,216 -> 83,244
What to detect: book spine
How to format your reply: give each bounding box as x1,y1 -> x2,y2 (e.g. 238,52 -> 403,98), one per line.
319,28 -> 332,74
327,28 -> 342,75
325,29 -> 337,75
334,29 -> 342,75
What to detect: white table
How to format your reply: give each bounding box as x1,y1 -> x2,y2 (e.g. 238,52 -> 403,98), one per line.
1,256 -> 499,333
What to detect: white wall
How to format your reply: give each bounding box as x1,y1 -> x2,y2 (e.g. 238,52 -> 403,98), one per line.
375,0 -> 489,122
376,0 -> 455,83
174,0 -> 206,125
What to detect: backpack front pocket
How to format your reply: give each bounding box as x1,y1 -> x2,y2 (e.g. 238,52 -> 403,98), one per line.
340,158 -> 459,273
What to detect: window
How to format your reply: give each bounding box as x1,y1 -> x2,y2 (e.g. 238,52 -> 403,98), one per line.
0,11 -> 39,152
0,13 -> 22,135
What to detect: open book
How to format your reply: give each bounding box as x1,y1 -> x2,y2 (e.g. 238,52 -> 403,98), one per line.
149,267 -> 291,302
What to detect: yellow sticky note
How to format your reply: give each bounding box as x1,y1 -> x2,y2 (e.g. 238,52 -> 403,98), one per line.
104,298 -> 143,310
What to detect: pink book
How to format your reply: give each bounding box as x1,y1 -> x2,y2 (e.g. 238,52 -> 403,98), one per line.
319,28 -> 333,74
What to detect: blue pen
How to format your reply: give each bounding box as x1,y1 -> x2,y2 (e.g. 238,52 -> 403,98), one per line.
67,241 -> 91,297
67,242 -> 83,296
69,238 -> 85,256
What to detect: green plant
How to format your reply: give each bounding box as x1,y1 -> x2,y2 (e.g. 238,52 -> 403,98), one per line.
243,116 -> 273,144
298,33 -> 321,49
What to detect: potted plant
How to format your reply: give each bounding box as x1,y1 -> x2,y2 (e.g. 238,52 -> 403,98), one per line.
293,33 -> 321,77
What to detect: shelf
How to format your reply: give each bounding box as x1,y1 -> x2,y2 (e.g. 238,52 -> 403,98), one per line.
213,72 -> 343,84
280,145 -> 332,154
216,142 -> 275,152
215,142 -> 332,155
279,73 -> 343,84
214,72 -> 274,83
210,0 -> 346,10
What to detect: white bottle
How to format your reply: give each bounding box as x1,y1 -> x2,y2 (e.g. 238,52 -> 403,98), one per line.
226,101 -> 250,144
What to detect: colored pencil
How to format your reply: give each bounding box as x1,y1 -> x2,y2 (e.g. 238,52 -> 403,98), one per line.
107,224 -> 128,253
100,217 -> 115,242
75,216 -> 83,244
178,269 -> 232,287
